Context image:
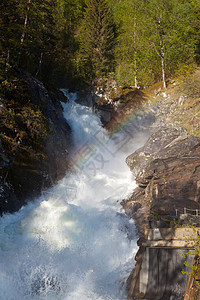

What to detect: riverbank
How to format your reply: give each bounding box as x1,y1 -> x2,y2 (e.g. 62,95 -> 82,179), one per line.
1,67 -> 200,299
0,89 -> 141,300
0,71 -> 72,214
92,68 -> 200,299
121,69 -> 200,299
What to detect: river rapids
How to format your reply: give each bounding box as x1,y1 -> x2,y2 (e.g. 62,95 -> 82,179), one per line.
0,90 -> 148,300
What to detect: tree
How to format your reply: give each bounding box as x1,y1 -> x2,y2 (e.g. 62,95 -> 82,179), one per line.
0,0 -> 85,85
79,0 -> 115,80
0,0 -> 21,78
112,0 -> 199,88
142,0 -> 198,88
113,0 -> 150,87
51,0 -> 85,85
141,0 -> 175,89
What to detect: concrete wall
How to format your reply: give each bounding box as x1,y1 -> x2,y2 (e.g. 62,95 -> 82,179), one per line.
138,248 -> 194,299
145,228 -> 198,241
144,228 -> 198,248
127,228 -> 196,299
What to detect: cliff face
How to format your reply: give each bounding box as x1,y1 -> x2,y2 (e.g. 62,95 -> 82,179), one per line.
126,127 -> 200,219
25,74 -> 72,183
124,127 -> 200,299
0,73 -> 71,215
121,72 -> 200,299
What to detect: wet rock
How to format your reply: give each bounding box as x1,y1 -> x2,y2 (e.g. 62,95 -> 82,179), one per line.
75,89 -> 94,107
94,81 -> 152,129
0,74 -> 72,214
25,74 -> 72,181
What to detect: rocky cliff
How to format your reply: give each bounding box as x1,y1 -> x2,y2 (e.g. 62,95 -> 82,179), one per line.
125,127 -> 200,223
122,72 -> 200,299
0,72 -> 71,215
123,126 -> 200,299
95,80 -> 148,130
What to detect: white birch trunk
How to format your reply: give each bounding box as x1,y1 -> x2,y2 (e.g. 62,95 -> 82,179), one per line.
35,52 -> 43,77
160,41 -> 166,89
157,17 -> 166,89
17,0 -> 31,65
5,50 -> 10,73
133,7 -> 138,88
21,0 -> 31,46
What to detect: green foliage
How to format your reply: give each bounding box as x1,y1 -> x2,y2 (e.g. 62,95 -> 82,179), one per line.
111,0 -> 200,87
0,0 -> 199,87
0,77 -> 49,161
180,226 -> 200,288
181,227 -> 200,287
149,209 -> 162,221
113,0 -> 153,86
21,106 -> 49,139
51,0 -> 85,86
0,0 -> 85,86
180,73 -> 200,98
175,63 -> 197,78
79,0 -> 115,81
149,209 -> 173,223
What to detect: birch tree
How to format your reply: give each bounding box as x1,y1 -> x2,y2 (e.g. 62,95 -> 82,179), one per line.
143,0 -> 198,88
17,0 -> 31,65
114,0 -> 146,87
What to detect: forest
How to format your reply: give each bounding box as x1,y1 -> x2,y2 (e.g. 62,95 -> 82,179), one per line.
1,0 -> 200,88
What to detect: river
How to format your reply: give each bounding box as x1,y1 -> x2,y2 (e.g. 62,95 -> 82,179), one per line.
0,90 -> 148,300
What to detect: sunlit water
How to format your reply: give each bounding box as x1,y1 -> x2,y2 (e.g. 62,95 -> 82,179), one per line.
0,90 -> 148,300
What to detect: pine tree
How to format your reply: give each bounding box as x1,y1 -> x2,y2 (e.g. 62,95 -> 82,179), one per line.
79,0 -> 115,80
0,0 -> 84,84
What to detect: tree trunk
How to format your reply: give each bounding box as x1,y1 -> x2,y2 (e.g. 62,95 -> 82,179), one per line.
161,42 -> 166,89
5,49 -> 10,73
158,16 -> 166,89
35,52 -> 43,77
133,6 -> 138,88
134,49 -> 138,88
17,0 -> 31,66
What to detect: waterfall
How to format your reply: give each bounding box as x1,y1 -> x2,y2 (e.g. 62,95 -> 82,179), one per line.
0,90 -> 148,300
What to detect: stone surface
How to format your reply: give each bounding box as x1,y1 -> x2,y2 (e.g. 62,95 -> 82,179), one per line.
127,247 -> 194,300
145,228 -> 198,241
0,74 -> 71,215
25,74 -> 72,182
94,81 -> 155,130
125,127 -> 200,218
125,127 -> 200,299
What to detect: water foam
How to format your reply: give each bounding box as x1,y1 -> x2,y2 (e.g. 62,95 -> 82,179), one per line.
0,90 -> 147,299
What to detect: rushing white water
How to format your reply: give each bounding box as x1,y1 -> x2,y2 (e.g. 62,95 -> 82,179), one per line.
0,90 -> 148,300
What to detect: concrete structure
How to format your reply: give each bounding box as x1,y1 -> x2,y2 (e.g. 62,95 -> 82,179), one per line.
127,228 -> 197,299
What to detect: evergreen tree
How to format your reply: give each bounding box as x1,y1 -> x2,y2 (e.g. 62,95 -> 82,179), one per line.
0,0 -> 21,78
52,0 -> 85,85
0,0 -> 85,84
79,0 -> 115,80
1,0 -> 199,87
